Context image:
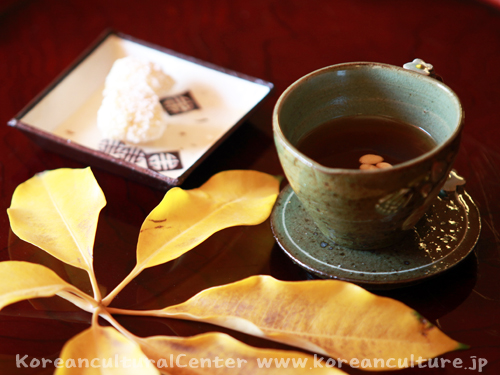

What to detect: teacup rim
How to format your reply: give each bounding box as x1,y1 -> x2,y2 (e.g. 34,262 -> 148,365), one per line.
272,61 -> 464,174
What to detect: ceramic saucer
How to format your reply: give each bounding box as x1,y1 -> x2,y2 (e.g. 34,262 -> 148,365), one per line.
270,180 -> 481,289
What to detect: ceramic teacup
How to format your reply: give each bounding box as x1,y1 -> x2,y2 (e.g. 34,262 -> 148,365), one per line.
273,61 -> 463,250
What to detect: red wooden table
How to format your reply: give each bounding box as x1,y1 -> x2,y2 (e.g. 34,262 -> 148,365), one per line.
1,0 -> 499,374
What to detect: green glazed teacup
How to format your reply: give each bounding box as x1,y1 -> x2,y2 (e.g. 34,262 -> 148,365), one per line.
273,62 -> 463,250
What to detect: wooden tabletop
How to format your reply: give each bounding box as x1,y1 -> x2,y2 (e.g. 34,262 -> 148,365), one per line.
1,0 -> 499,374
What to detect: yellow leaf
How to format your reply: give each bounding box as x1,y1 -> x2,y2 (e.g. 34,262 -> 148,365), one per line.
134,222 -> 276,310
160,275 -> 463,371
8,228 -> 96,312
103,170 -> 279,305
55,325 -> 159,375
7,167 -> 106,273
136,170 -> 279,269
137,331 -> 346,374
0,261 -> 94,312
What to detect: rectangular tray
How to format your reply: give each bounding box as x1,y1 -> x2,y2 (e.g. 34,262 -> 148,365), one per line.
8,30 -> 274,189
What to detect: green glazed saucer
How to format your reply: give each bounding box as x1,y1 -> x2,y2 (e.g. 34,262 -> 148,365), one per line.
270,183 -> 481,290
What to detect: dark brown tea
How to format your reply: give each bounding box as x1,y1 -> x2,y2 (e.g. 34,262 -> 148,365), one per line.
296,115 -> 437,169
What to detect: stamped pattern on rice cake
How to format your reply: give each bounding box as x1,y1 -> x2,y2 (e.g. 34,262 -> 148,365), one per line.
98,139 -> 183,172
160,91 -> 200,115
147,151 -> 182,171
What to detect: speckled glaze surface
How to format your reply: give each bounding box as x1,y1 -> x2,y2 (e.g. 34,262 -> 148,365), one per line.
270,184 -> 480,289
273,62 -> 464,249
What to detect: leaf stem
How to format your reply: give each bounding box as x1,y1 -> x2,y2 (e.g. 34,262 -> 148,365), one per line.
106,307 -> 167,318
91,306 -> 100,327
87,266 -> 102,302
98,307 -> 137,341
58,289 -> 99,313
101,265 -> 142,306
